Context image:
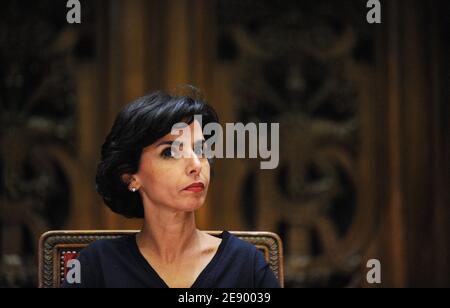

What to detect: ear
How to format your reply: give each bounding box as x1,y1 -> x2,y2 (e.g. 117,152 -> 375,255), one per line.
121,173 -> 138,190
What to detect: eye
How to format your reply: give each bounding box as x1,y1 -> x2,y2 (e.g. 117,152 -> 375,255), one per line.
161,147 -> 174,159
194,147 -> 202,156
194,144 -> 207,158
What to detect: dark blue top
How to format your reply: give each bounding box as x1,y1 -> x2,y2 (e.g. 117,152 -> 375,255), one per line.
62,231 -> 280,288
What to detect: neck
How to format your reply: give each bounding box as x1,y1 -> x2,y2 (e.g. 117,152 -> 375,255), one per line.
137,205 -> 200,263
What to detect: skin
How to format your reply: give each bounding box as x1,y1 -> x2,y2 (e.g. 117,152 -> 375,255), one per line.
122,120 -> 222,288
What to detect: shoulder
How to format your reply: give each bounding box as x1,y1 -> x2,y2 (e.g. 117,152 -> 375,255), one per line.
210,232 -> 280,288
76,236 -> 135,276
221,231 -> 260,260
62,236 -> 133,288
226,232 -> 258,251
222,233 -> 280,288
78,235 -> 134,260
223,232 -> 275,273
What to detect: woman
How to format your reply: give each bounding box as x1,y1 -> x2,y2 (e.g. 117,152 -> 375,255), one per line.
63,90 -> 280,288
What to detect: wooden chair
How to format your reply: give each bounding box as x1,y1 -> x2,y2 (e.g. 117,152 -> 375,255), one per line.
38,230 -> 284,288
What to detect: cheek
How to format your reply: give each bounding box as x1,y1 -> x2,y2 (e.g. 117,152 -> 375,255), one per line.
139,163 -> 176,194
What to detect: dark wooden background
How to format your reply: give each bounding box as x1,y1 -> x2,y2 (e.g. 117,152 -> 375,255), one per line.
0,0 -> 448,287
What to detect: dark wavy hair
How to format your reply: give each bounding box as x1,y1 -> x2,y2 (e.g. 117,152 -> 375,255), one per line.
95,89 -> 219,218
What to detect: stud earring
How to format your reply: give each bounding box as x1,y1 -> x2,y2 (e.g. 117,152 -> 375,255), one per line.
131,188 -> 137,192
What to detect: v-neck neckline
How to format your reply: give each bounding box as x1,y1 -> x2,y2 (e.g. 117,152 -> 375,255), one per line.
129,231 -> 229,288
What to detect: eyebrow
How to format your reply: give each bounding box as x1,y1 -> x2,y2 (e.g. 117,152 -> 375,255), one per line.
156,140 -> 180,147
156,139 -> 205,147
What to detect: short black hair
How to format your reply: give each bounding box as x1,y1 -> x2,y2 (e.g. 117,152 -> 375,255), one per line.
95,89 -> 219,218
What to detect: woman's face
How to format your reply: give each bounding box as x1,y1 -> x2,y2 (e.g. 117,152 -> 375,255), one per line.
132,120 -> 210,213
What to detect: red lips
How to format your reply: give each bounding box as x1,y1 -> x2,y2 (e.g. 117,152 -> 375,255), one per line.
183,182 -> 205,192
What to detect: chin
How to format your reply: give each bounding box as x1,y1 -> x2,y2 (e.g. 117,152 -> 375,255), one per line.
177,199 -> 205,212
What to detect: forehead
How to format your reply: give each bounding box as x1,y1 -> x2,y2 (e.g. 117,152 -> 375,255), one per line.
142,120 -> 204,154
162,120 -> 204,142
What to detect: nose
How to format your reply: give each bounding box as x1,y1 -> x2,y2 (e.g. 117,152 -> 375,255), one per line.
185,150 -> 202,176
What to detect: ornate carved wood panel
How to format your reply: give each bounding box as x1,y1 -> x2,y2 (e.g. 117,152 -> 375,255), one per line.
216,0 -> 379,287
0,0 -> 96,287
